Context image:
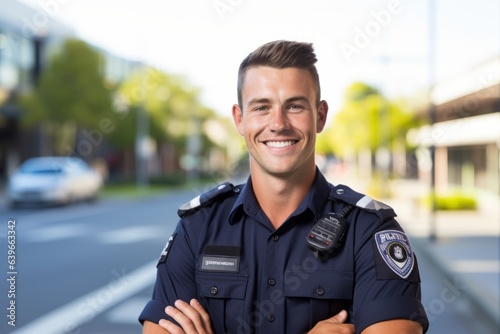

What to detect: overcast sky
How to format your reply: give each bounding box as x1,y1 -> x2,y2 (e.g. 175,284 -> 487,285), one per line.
19,0 -> 500,119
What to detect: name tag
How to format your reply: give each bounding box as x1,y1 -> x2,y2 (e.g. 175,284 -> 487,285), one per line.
201,255 -> 239,272
200,245 -> 240,272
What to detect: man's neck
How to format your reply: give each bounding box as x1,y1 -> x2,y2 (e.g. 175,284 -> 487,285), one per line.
250,166 -> 316,229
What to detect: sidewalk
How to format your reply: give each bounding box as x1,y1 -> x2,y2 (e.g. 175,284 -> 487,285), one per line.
383,179 -> 500,331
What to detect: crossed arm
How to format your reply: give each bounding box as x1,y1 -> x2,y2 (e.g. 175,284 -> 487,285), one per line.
142,299 -> 423,334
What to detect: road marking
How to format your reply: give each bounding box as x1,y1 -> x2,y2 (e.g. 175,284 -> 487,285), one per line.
10,260 -> 157,334
13,203 -> 122,226
451,260 -> 500,273
106,297 -> 151,324
22,224 -> 168,244
23,224 -> 88,242
96,226 -> 167,244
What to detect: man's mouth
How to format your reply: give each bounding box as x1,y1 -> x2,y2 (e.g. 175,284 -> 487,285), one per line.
265,141 -> 297,148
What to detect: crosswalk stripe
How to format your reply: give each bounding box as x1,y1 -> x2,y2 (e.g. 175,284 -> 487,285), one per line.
23,224 -> 88,242
451,260 -> 500,273
10,260 -> 157,334
96,226 -> 166,244
106,297 -> 151,324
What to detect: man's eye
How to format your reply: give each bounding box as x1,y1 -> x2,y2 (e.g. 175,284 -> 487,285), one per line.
253,106 -> 269,112
288,104 -> 304,111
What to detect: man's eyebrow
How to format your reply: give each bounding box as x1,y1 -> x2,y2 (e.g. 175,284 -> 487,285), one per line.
246,96 -> 311,107
247,98 -> 272,107
284,96 -> 311,104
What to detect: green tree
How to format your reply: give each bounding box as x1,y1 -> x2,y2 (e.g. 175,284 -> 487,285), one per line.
21,38 -> 113,156
326,82 -> 417,157
113,67 -> 211,150
113,66 -> 234,176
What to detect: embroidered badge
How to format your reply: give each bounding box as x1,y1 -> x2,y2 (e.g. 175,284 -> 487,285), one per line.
374,230 -> 414,279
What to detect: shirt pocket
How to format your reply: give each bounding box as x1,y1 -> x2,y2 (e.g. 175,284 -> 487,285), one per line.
284,270 -> 353,330
196,272 -> 248,333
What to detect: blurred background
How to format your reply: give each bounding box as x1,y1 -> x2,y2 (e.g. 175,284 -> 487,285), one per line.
0,0 -> 498,333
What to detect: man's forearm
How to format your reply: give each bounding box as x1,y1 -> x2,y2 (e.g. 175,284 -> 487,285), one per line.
143,320 -> 170,334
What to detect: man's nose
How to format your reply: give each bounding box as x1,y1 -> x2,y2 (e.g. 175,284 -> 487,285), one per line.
269,109 -> 288,131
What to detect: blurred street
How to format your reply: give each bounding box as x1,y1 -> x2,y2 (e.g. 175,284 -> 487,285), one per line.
0,179 -> 498,334
0,190 -> 195,334
386,179 -> 499,334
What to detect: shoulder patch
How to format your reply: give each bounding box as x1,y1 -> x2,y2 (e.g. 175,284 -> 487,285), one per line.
373,230 -> 414,279
177,182 -> 242,218
157,233 -> 176,267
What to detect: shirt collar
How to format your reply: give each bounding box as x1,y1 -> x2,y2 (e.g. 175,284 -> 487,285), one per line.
292,168 -> 331,219
228,176 -> 258,224
228,168 -> 331,225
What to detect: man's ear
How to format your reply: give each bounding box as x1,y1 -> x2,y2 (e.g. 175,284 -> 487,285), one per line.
316,100 -> 329,133
232,104 -> 245,136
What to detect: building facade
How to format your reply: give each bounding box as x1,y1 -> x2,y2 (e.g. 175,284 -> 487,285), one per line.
0,0 -> 142,180
409,56 -> 500,198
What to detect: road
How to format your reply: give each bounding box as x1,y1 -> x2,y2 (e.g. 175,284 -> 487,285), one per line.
0,190 -> 194,334
416,242 -> 495,334
0,189 -> 492,333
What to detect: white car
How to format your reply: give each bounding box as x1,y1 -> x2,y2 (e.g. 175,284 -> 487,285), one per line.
6,157 -> 103,207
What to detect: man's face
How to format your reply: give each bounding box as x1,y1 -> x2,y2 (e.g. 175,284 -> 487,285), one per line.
232,66 -> 328,179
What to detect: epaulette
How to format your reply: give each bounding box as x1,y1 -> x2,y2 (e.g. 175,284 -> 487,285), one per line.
329,184 -> 396,221
177,182 -> 242,218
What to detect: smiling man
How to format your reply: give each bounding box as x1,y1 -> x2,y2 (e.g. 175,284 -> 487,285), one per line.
139,40 -> 429,334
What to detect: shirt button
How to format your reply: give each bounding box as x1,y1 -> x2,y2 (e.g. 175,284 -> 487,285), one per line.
267,278 -> 276,286
316,287 -> 325,296
272,235 -> 280,242
210,286 -> 218,295
266,314 -> 275,322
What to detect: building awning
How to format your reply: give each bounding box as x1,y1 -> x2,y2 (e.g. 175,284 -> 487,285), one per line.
432,56 -> 500,106
407,112 -> 500,148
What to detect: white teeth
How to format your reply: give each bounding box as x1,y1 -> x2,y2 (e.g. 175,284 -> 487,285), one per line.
266,141 -> 294,148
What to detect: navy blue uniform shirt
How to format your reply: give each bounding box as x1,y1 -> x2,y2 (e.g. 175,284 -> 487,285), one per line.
139,171 -> 429,333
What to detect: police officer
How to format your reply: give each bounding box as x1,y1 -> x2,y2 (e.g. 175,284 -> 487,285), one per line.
139,40 -> 429,334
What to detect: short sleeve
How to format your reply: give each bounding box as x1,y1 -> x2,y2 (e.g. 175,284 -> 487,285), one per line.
138,220 -> 198,325
351,211 -> 429,333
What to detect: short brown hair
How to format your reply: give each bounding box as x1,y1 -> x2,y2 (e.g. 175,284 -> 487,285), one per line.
237,40 -> 321,107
